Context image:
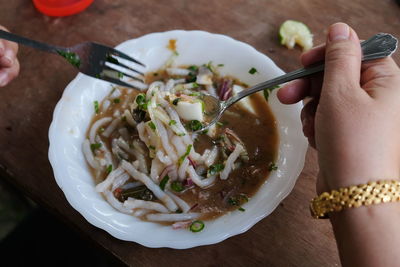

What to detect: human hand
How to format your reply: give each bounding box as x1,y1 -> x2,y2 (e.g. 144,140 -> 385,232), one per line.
0,26 -> 19,87
277,23 -> 400,193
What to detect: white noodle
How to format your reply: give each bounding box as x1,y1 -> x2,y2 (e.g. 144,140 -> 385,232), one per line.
89,117 -> 112,143
111,172 -> 130,191
166,191 -> 191,213
124,198 -> 169,213
171,136 -> 186,155
156,150 -> 172,165
164,79 -> 175,92
104,190 -> 132,214
95,166 -> 124,192
220,144 -> 244,180
146,213 -> 200,222
102,118 -> 121,137
121,160 -> 178,211
123,109 -> 136,127
178,158 -> 189,180
187,166 -> 216,188
153,119 -> 178,161
133,209 -> 150,217
102,100 -> 111,112
150,158 -> 163,182
83,139 -> 98,169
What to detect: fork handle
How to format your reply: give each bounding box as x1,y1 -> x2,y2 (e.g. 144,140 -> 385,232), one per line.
225,33 -> 398,108
0,29 -> 67,54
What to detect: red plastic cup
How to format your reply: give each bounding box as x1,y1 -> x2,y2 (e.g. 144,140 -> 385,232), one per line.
33,0 -> 94,17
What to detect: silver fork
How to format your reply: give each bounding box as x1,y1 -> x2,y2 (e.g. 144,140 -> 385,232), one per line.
200,33 -> 398,131
0,29 -> 145,89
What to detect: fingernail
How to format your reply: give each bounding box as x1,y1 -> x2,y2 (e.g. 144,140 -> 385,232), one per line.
0,72 -> 8,87
329,23 -> 350,41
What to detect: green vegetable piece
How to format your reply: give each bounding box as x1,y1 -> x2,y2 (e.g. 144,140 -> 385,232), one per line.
90,143 -> 102,152
178,144 -> 192,165
263,85 -> 280,101
171,181 -> 184,192
94,101 -> 99,113
113,98 -> 121,103
187,65 -> 198,72
106,55 -> 119,64
217,64 -> 224,67
159,175 -> 169,191
192,82 -> 199,88
118,72 -> 123,78
249,67 -> 258,74
268,162 -> 278,171
169,120 -> 177,126
186,120 -> 203,131
172,98 -> 181,105
57,50 -> 81,68
98,127 -> 105,133
208,163 -> 224,176
238,207 -> 245,212
190,220 -> 205,232
149,145 -> 155,150
148,121 -> 156,130
106,165 -> 113,174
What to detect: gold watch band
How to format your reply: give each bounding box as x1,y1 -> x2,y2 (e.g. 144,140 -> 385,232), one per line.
310,180 -> 400,219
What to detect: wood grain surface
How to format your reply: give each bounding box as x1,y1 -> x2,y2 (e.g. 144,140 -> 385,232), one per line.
1,0 -> 399,266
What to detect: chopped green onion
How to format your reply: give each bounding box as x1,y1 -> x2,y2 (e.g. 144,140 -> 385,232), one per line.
178,144 -> 192,165
216,122 -> 224,127
106,165 -> 113,174
263,85 -> 280,101
177,133 -> 186,136
189,92 -> 201,97
118,72 -> 124,78
98,127 -> 105,133
186,120 -> 203,131
217,63 -> 224,67
171,181 -> 184,192
159,175 -> 169,191
172,98 -> 181,105
205,61 -> 214,72
94,101 -> 99,114
192,82 -> 199,88
113,98 -> 121,104
176,209 -> 183,214
249,67 -> 258,74
136,93 -> 147,109
169,120 -> 177,126
174,51 -> 179,56
268,162 -> 278,171
187,65 -> 198,72
190,220 -> 205,232
57,50 -> 81,68
148,121 -> 156,130
90,143 -> 102,152
238,207 -> 245,212
149,145 -> 155,150
208,163 -> 224,176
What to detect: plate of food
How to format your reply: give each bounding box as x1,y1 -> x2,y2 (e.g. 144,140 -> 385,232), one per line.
48,30 -> 307,248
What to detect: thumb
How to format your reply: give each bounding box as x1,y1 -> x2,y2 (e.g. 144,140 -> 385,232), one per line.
323,23 -> 362,94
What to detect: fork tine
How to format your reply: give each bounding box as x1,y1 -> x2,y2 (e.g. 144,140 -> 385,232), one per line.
109,48 -> 146,67
107,58 -> 145,76
99,75 -> 140,89
103,66 -> 144,83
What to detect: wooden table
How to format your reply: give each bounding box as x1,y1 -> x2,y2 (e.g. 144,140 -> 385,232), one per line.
1,0 -> 399,265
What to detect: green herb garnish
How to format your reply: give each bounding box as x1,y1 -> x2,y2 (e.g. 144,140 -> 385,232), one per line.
94,101 -> 99,114
186,120 -> 203,131
178,144 -> 192,165
171,181 -> 184,192
118,72 -> 124,78
238,207 -> 245,212
177,133 -> 186,136
148,121 -> 156,130
216,122 -> 224,127
208,163 -> 224,176
187,65 -> 198,72
135,93 -> 148,110
57,50 -> 81,68
159,175 -> 169,191
192,82 -> 199,88
263,85 -> 280,101
172,98 -> 181,105
217,63 -> 224,67
268,162 -> 278,171
190,220 -> 205,232
149,145 -> 155,150
98,127 -> 105,133
249,67 -> 258,74
106,165 -> 113,174
113,98 -> 121,103
90,143 -> 102,152
169,120 -> 177,126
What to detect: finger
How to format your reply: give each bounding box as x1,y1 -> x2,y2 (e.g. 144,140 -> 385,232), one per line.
300,99 -> 318,147
0,59 -> 20,87
301,44 -> 325,67
0,46 -> 17,68
277,78 -> 310,104
322,23 -> 362,95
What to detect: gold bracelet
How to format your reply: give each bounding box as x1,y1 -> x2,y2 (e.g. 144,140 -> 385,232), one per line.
310,180 -> 400,219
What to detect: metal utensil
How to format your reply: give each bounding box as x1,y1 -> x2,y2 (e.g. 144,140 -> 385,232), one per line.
0,29 -> 145,89
200,33 -> 398,131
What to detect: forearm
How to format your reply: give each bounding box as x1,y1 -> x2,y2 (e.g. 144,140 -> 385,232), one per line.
330,203 -> 400,267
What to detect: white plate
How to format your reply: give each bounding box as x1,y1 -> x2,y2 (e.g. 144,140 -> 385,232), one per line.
48,30 -> 307,249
